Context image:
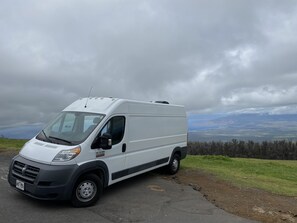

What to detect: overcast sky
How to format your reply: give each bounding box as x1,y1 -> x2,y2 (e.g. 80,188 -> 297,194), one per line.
1,0 -> 297,128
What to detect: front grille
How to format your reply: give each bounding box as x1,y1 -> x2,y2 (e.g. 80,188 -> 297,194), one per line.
12,161 -> 40,184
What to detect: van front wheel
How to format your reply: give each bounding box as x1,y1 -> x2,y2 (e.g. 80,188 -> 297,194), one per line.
71,174 -> 102,207
168,154 -> 180,175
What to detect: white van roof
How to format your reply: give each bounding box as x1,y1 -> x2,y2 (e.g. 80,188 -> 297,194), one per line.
63,97 -> 185,116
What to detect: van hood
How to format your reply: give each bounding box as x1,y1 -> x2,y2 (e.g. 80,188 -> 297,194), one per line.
19,138 -> 75,164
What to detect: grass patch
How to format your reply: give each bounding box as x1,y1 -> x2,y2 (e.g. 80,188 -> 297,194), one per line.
0,138 -> 27,152
182,155 -> 297,196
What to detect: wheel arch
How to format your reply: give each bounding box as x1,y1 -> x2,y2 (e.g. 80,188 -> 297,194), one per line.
170,146 -> 187,161
66,160 -> 109,200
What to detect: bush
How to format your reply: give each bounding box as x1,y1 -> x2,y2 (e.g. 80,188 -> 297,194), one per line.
188,140 -> 297,160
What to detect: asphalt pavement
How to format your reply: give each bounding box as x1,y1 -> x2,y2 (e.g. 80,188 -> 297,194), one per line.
0,153 -> 257,223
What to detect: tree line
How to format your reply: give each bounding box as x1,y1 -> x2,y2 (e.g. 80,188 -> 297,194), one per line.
188,140 -> 297,160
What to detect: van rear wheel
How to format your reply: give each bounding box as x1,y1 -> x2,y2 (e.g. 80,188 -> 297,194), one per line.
71,174 -> 102,207
168,154 -> 180,175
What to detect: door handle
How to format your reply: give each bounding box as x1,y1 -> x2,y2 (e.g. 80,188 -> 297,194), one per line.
122,143 -> 126,153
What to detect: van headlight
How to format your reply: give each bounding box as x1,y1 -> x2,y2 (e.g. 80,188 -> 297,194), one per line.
53,146 -> 81,162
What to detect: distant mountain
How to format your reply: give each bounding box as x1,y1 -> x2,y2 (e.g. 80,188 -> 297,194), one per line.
188,113 -> 297,142
2,113 -> 297,142
0,124 -> 43,139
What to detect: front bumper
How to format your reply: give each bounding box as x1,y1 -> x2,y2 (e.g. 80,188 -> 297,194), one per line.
8,155 -> 78,200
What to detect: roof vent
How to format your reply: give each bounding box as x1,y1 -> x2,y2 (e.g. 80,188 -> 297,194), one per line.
154,101 -> 169,104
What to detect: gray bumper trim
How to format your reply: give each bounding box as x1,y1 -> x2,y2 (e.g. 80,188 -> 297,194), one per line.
8,155 -> 78,200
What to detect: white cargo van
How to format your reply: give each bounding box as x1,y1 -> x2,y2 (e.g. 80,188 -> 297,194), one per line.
8,97 -> 187,207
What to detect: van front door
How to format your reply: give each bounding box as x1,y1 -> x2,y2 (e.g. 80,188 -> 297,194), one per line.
95,116 -> 126,184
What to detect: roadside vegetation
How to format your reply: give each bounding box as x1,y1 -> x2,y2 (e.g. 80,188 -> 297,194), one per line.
0,138 -> 27,152
188,140 -> 297,160
182,155 -> 297,196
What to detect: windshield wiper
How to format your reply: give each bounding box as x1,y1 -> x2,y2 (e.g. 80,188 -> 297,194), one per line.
42,130 -> 52,143
49,136 -> 72,145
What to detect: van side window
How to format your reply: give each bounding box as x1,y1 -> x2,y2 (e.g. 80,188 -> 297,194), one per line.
100,116 -> 125,145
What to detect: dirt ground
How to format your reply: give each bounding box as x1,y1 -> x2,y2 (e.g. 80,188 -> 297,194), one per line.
165,168 -> 297,223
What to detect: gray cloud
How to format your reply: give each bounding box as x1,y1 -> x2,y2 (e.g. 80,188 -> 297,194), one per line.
1,0 -> 297,127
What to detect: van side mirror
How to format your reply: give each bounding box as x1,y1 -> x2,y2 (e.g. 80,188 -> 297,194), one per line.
91,133 -> 112,150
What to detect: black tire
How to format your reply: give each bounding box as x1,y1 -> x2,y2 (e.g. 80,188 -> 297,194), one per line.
168,154 -> 180,175
71,174 -> 103,208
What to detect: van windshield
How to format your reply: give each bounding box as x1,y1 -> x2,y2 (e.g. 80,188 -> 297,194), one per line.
36,112 -> 105,145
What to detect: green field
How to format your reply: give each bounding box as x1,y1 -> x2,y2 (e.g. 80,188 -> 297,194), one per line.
0,138 -> 27,152
182,155 -> 297,196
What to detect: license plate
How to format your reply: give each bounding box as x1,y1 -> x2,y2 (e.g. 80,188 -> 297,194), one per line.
16,180 -> 25,191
